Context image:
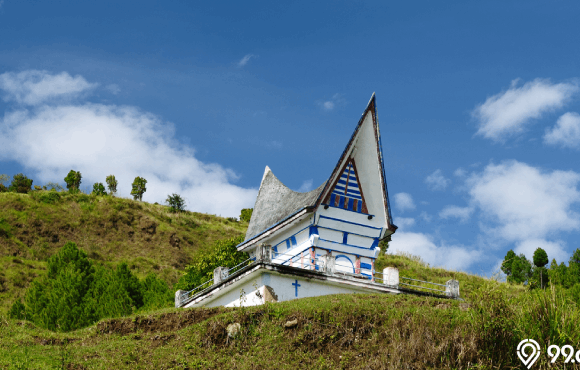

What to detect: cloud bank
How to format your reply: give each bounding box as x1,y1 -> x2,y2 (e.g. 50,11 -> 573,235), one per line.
473,79 -> 578,142
0,70 -> 257,217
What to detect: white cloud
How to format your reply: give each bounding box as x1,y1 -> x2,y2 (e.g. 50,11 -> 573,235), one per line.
514,239 -> 569,264
389,232 -> 481,270
419,211 -> 432,222
106,84 -> 121,95
394,192 -> 415,212
544,112 -> 580,149
0,71 -> 258,217
466,160 -> 580,242
237,54 -> 256,67
473,79 -> 578,141
394,217 -> 415,230
318,93 -> 345,111
425,169 -> 450,191
439,205 -> 473,223
297,179 -> 313,192
454,168 -> 467,177
0,70 -> 97,105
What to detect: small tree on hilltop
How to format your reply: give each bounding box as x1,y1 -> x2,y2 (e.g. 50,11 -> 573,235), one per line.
106,175 -> 118,195
166,193 -> 186,213
239,208 -> 253,222
92,182 -> 107,196
64,170 -> 82,192
131,176 -> 147,201
532,247 -> 549,289
9,173 -> 33,193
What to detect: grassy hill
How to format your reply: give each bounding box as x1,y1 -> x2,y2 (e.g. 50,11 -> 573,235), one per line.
2,253 -> 578,369
0,190 -> 247,314
2,190 -> 580,368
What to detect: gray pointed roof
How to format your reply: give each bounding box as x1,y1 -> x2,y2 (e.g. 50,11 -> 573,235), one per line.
245,167 -> 326,241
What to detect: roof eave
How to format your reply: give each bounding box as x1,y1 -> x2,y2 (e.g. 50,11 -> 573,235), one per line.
237,206 -> 316,251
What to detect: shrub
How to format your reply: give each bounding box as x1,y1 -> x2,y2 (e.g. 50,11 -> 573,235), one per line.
18,242 -> 173,332
8,300 -> 27,320
9,173 -> 33,193
131,176 -> 147,201
64,170 -> 82,192
176,235 -> 247,292
166,193 -> 186,213
45,182 -> 65,191
239,208 -> 253,222
92,182 -> 107,196
0,184 -> 6,193
106,175 -> 118,195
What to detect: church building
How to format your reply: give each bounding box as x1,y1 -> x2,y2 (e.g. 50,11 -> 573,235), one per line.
175,94 -> 459,309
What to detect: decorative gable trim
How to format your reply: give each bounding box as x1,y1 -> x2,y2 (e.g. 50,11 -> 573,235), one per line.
323,158 -> 368,214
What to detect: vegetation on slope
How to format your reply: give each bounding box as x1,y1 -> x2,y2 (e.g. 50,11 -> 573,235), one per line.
2,253 -> 580,369
0,190 -> 247,314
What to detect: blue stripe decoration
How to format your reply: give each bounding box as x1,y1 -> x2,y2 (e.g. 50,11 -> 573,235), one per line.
286,240 -> 290,249
330,161 -> 365,213
360,262 -> 372,270
342,232 -> 348,244
291,236 -> 297,246
309,225 -> 319,236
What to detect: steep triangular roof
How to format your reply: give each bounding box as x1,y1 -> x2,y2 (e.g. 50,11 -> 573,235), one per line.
314,93 -> 395,230
239,94 -> 396,250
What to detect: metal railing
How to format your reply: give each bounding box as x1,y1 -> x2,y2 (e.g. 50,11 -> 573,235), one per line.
179,278 -> 213,302
399,276 -> 446,294
226,257 -> 254,276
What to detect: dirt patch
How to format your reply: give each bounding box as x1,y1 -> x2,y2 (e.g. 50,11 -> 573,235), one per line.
139,218 -> 156,235
96,307 -> 224,336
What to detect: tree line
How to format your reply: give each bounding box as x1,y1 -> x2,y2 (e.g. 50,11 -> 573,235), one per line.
0,171 -> 186,212
502,247 -> 580,297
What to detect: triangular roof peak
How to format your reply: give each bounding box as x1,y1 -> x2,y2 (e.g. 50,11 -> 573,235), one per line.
239,94 -> 396,251
315,93 -> 395,231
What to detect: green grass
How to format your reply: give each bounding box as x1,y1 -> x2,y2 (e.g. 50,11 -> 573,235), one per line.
0,190 -> 248,315
3,282 -> 577,369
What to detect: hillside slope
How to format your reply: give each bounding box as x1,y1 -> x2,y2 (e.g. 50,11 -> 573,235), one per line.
0,191 -> 247,314
3,254 -> 577,369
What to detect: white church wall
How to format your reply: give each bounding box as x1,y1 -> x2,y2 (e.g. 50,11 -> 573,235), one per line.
347,233 -> 375,248
317,210 -> 382,239
352,111 -> 389,230
318,228 -> 343,243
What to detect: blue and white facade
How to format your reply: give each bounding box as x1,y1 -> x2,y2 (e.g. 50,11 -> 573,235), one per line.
240,93 -> 397,281
177,94 -> 410,309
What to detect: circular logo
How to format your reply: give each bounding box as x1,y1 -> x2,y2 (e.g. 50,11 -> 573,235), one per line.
517,339 -> 541,369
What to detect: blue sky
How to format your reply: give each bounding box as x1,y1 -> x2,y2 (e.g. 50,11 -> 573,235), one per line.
1,1 -> 580,274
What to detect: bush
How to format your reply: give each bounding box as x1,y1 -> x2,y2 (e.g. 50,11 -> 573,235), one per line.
176,235 -> 247,292
92,182 -> 107,196
239,208 -> 253,222
64,170 -> 82,192
166,193 -> 186,213
9,173 -> 33,193
0,184 -> 7,193
17,242 -> 173,332
44,182 -> 64,191
8,300 -> 27,320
